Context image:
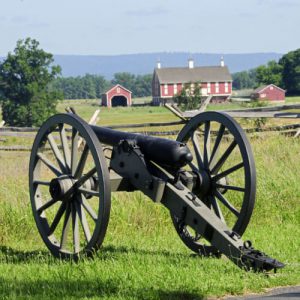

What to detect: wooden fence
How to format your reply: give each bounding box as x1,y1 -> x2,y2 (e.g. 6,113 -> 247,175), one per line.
1,104 -> 300,151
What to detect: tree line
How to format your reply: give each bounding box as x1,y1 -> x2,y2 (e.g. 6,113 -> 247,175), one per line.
51,48 -> 300,98
49,72 -> 152,99
232,48 -> 300,94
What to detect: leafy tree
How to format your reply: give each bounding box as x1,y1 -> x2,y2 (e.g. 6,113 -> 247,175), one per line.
255,60 -> 283,87
174,82 -> 202,110
0,38 -> 62,126
134,74 -> 152,97
279,48 -> 300,95
232,69 -> 257,90
112,72 -> 152,98
112,72 -> 135,91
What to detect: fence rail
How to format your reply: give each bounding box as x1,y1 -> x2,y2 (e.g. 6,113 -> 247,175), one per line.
1,104 -> 300,151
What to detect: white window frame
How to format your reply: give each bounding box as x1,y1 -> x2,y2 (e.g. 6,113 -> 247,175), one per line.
225,82 -> 228,93
174,83 -> 177,95
164,84 -> 168,95
207,82 -> 211,93
215,82 -> 219,93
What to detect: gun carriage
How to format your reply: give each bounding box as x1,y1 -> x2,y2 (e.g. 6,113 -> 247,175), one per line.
29,111 -> 284,272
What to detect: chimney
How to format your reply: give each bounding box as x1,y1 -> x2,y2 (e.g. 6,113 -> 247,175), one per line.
188,58 -> 194,69
156,60 -> 161,69
220,56 -> 225,67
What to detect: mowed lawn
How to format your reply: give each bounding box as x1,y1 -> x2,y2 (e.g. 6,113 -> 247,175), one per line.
0,99 -> 299,299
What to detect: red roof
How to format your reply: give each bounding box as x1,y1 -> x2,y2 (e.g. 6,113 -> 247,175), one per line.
104,84 -> 132,95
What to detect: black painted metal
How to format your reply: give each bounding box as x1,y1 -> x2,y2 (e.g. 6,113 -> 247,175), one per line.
91,125 -> 193,169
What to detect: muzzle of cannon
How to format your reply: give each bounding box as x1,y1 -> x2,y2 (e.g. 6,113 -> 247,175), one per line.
29,111 -> 284,272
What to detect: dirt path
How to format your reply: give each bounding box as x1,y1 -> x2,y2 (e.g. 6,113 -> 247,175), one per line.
220,285 -> 300,299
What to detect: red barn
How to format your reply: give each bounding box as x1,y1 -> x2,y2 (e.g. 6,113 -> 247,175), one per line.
101,84 -> 132,107
152,58 -> 232,105
251,84 -> 286,102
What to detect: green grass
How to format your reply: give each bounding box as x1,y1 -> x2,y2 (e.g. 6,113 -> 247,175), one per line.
0,101 -> 300,299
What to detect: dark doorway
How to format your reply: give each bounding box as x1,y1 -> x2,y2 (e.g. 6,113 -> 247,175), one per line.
111,96 -> 127,107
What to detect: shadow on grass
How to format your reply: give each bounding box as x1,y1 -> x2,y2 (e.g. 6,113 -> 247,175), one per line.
0,278 -> 205,300
0,245 -> 52,263
0,244 -> 208,264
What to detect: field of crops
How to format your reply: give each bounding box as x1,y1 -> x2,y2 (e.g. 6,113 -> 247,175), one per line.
0,100 -> 299,299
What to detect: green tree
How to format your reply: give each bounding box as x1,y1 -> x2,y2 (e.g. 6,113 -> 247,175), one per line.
112,72 -> 135,91
174,82 -> 202,110
255,60 -> 283,87
279,48 -> 300,95
232,70 -> 258,90
0,38 -> 62,126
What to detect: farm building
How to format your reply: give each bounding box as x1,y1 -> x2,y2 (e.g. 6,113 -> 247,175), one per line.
101,84 -> 132,107
152,58 -> 232,105
251,84 -> 286,102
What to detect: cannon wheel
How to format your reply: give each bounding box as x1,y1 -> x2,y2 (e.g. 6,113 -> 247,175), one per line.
171,111 -> 256,256
29,113 -> 111,259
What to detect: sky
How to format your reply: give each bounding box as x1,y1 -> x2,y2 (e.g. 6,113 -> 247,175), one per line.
0,0 -> 299,56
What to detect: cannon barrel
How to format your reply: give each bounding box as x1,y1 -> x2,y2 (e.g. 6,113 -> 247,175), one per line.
91,125 -> 193,169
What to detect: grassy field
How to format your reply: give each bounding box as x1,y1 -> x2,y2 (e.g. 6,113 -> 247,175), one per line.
0,100 -> 300,299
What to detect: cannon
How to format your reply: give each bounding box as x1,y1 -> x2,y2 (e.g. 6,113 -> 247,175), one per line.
29,111 -> 284,272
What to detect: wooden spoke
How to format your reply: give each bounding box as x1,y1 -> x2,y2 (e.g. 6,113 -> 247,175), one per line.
76,167 -> 97,188
212,162 -> 244,182
208,195 -> 225,223
78,187 -> 98,197
191,131 -> 204,170
209,124 -> 225,169
60,203 -> 72,250
74,144 -> 89,179
214,190 -> 240,217
188,161 -> 199,172
59,124 -> 71,170
47,133 -> 68,173
48,202 -> 66,236
80,195 -> 98,222
37,198 -> 58,215
75,199 -> 91,242
37,153 -> 62,177
210,140 -> 237,175
71,128 -> 79,176
71,203 -> 80,253
214,183 -> 245,192
203,121 -> 211,168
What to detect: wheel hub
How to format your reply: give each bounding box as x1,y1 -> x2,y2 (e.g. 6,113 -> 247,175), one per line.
193,170 -> 229,198
193,169 -> 211,198
49,175 -> 74,201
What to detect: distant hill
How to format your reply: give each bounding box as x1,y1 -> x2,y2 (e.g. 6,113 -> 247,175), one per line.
1,52 -> 283,78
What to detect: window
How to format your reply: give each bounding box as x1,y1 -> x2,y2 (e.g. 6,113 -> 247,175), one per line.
270,86 -> 274,90
117,87 -> 120,93
174,84 -> 177,95
207,82 -> 211,93
164,84 -> 168,95
215,82 -> 219,93
225,82 -> 228,93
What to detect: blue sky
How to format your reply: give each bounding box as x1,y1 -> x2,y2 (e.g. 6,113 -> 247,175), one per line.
0,0 -> 299,55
